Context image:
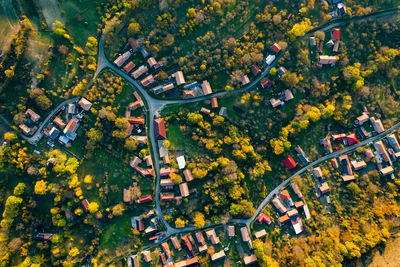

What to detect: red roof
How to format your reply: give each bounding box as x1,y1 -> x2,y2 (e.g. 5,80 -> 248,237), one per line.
138,194 -> 153,203
346,133 -> 359,146
257,213 -> 271,224
333,28 -> 340,41
261,79 -> 271,88
123,61 -> 135,72
154,118 -> 166,140
271,43 -> 281,53
283,156 -> 297,170
128,117 -> 145,125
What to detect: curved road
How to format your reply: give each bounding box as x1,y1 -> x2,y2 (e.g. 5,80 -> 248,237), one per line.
9,7 -> 399,242
94,8 -> 400,239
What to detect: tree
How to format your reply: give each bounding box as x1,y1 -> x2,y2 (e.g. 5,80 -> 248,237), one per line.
87,128 -> 103,143
175,217 -> 186,228
170,172 -> 183,184
193,212 -> 205,228
88,202 -> 99,214
127,21 -> 141,36
13,183 -> 26,196
157,71 -> 168,80
112,203 -> 126,216
281,72 -> 300,87
288,18 -> 313,40
34,180 -> 49,195
124,138 -> 139,151
35,95 -> 52,110
13,112 -> 26,125
4,132 -> 17,141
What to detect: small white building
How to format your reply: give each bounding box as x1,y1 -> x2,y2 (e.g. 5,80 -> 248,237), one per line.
176,156 -> 186,169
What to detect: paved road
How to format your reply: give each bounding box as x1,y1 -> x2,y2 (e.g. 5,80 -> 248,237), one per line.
93,7 -> 400,239
24,97 -> 80,145
230,120 -> 400,228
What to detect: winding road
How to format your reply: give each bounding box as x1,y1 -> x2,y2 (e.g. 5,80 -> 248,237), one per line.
6,7 -> 398,243
93,7 -> 400,239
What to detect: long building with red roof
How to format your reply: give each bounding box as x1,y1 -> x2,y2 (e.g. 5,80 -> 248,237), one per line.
154,118 -> 166,140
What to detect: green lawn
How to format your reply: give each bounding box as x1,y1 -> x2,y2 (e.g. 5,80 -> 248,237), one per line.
59,0 -> 106,47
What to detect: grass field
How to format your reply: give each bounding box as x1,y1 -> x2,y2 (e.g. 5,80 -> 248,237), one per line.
59,0 -> 106,46
36,0 -> 65,26
0,0 -> 19,52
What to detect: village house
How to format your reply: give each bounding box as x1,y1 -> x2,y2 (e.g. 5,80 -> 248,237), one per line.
128,101 -> 142,111
131,65 -> 148,79
128,38 -> 137,51
205,229 -> 220,244
270,98 -> 283,108
181,235 -> 195,257
280,190 -> 294,207
341,175 -> 356,183
271,42 -> 281,53
53,117 -> 66,129
375,140 -> 391,163
257,213 -> 272,224
227,225 -> 235,237
339,155 -> 353,175
174,257 -> 198,267
183,169 -> 193,182
331,158 -> 339,168
81,199 -> 90,212
370,117 -> 385,133
291,182 -> 303,199
283,156 -> 297,170
272,196 -> 287,214
114,51 -> 131,67
309,37 -> 316,47
201,80 -> 212,95
154,118 -> 166,140
322,137 -> 333,154
346,133 -> 359,146
160,193 -> 174,202
163,155 -> 170,164
179,183 -> 190,197
210,97 -> 219,108
355,113 -> 369,125
365,149 -> 374,159
288,209 -> 304,234
170,236 -> 181,251
63,117 -> 80,141
351,160 -> 367,171
123,61 -> 135,73
25,108 -> 40,122
147,57 -> 160,69
277,66 -> 287,77
177,156 -> 186,169
251,64 -> 261,76
138,194 -> 153,204
294,201 -> 304,209
140,47 -> 150,58
173,71 -> 186,86
78,97 -> 92,111
380,166 -> 394,176
133,91 -> 144,107
318,55 -> 338,66
240,227 -> 252,249
241,75 -> 250,85
128,254 -> 140,267
387,134 -> 400,152
319,182 -> 330,195
182,90 -> 195,99
254,229 -> 267,239
141,74 -> 155,87
243,255 -> 258,266
295,145 -> 310,165
161,242 -> 171,259
141,250 -> 151,263
285,89 -> 294,101
278,214 -> 290,225
211,250 -> 226,262
326,40 -> 334,49
128,117 -> 145,125
200,107 -> 211,115
261,78 -> 272,89
131,135 -> 147,144
19,124 -> 33,135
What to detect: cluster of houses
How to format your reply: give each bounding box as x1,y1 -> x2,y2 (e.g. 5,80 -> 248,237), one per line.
131,209 -> 161,242
128,225 -> 258,267
19,109 -> 40,136
310,28 -> 341,68
43,97 -> 92,145
269,183 -> 311,235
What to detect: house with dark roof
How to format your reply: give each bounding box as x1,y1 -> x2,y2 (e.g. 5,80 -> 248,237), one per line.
251,65 -> 261,76
271,43 -> 281,53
